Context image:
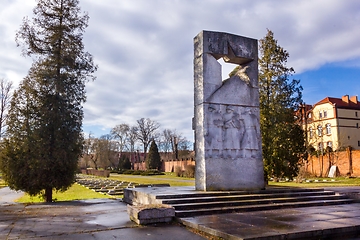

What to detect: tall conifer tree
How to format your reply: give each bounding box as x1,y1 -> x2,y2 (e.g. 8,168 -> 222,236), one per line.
259,29 -> 305,180
146,140 -> 161,170
0,0 -> 97,202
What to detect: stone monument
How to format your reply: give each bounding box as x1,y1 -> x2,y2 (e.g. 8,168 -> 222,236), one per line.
193,31 -> 265,191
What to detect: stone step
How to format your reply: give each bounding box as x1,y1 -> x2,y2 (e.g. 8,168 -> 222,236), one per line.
135,184 -> 171,188
155,187 -> 327,200
161,190 -> 336,204
175,198 -> 354,217
170,194 -> 349,211
107,190 -> 123,196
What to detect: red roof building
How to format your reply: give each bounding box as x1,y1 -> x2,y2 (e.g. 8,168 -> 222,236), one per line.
303,95 -> 360,151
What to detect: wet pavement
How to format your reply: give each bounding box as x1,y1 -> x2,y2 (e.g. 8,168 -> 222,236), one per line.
180,203 -> 360,239
177,187 -> 360,239
2,186 -> 360,239
0,187 -> 205,240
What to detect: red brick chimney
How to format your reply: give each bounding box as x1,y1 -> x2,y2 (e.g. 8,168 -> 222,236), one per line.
342,95 -> 349,103
350,95 -> 358,104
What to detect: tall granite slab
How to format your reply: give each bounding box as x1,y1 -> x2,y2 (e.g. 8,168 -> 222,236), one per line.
194,31 -> 265,191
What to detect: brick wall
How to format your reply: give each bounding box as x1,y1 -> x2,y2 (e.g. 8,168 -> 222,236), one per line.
133,162 -> 146,171
132,158 -> 195,172
305,148 -> 360,177
132,152 -> 360,177
162,158 -> 195,172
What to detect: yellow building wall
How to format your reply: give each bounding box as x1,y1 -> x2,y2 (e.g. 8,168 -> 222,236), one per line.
337,109 -> 360,149
337,108 -> 360,119
312,103 -> 335,121
306,103 -> 339,150
303,99 -> 360,151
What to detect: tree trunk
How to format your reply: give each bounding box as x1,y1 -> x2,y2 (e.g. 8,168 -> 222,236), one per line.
347,147 -> 353,176
326,152 -> 332,176
45,187 -> 52,203
318,155 -> 323,177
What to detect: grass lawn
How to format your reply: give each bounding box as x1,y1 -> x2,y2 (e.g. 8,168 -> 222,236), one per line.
0,180 -> 5,189
109,172 -> 195,187
9,173 -> 360,204
16,183 -> 113,203
0,173 -> 5,189
109,173 -> 360,188
12,173 -> 195,204
269,177 -> 360,188
109,172 -> 360,188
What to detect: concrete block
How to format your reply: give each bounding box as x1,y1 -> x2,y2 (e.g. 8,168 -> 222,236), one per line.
127,204 -> 175,225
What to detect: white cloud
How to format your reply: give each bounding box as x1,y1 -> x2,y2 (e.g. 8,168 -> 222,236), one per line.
1,0 -> 360,141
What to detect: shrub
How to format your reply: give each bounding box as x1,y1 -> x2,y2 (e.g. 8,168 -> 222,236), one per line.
120,169 -> 165,176
184,165 -> 195,178
175,166 -> 183,177
140,170 -> 165,176
132,170 -> 142,175
122,170 -> 134,174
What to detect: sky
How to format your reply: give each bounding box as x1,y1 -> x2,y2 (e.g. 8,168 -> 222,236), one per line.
1,0 -> 360,143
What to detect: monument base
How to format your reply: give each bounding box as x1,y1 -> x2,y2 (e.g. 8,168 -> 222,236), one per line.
195,157 -> 265,191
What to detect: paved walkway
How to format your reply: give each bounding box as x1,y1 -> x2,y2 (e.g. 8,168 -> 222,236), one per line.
2,187 -> 360,239
180,203 -> 360,239
177,187 -> 360,239
0,187 -> 24,204
0,187 -> 205,240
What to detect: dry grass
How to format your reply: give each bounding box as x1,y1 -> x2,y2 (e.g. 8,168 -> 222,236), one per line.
268,177 -> 360,188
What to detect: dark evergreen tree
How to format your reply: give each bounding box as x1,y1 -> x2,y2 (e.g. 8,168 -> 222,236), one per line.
0,0 -> 97,202
259,29 -> 305,180
146,140 -> 161,170
118,155 -> 131,171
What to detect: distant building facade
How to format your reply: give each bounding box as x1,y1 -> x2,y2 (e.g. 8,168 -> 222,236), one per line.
300,95 -> 360,151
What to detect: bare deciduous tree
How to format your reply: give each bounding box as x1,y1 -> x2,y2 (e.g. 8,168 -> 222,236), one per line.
159,128 -> 188,159
136,118 -> 160,161
111,123 -> 130,155
160,129 -> 174,154
128,126 -> 138,167
82,132 -> 95,169
0,78 -> 13,138
96,134 -> 118,169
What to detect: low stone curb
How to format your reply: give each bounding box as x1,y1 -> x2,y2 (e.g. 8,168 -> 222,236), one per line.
127,204 -> 175,225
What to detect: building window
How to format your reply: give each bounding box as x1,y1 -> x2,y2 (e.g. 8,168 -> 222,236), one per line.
319,112 -> 323,119
326,123 -> 331,135
356,112 -> 358,117
309,127 -> 313,139
327,141 -> 332,148
318,142 -> 323,151
358,141 -> 360,147
317,125 -> 322,137
308,112 -> 312,119
357,123 -> 359,129
323,110 -> 327,118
